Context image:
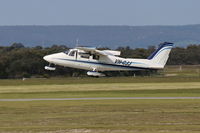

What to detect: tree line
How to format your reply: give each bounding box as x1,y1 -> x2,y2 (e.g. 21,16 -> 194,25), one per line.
0,43 -> 200,78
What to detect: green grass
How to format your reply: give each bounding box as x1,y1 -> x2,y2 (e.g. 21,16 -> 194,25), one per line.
0,100 -> 200,133
0,82 -> 200,99
1,89 -> 200,99
164,65 -> 200,77
0,76 -> 200,86
0,76 -> 199,99
0,75 -> 200,132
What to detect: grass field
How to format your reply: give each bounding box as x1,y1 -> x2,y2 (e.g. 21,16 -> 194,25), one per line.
0,74 -> 200,132
1,82 -> 200,99
1,100 -> 200,133
0,77 -> 200,99
163,65 -> 200,77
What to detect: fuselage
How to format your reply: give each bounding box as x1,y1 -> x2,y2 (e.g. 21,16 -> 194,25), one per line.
43,49 -> 160,72
43,42 -> 173,76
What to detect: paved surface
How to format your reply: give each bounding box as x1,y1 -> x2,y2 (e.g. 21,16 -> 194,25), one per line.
0,97 -> 200,101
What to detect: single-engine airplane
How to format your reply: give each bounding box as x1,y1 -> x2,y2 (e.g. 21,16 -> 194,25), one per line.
43,42 -> 173,76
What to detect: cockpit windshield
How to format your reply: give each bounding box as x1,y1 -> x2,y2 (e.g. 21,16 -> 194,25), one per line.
69,50 -> 76,56
64,50 -> 69,55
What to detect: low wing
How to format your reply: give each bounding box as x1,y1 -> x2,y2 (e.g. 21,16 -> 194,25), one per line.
76,47 -> 120,56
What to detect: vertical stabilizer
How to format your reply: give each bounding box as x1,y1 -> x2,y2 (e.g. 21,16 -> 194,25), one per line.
148,42 -> 173,68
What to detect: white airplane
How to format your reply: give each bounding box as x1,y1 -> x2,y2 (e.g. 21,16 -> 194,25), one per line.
43,42 -> 173,76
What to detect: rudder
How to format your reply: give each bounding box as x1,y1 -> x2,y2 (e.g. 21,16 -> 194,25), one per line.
148,42 -> 173,68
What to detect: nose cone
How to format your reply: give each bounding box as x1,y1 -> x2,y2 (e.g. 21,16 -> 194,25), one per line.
43,55 -> 52,62
43,53 -> 64,63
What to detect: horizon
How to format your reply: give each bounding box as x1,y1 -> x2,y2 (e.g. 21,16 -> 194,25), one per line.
0,24 -> 200,48
0,0 -> 200,26
0,24 -> 200,27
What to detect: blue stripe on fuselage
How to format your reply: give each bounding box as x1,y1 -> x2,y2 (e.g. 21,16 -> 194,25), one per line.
54,58 -> 152,70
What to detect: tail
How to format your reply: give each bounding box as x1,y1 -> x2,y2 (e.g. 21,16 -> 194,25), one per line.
148,42 -> 174,68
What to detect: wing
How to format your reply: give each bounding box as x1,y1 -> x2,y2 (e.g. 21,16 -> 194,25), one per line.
76,47 -> 108,56
76,47 -> 121,56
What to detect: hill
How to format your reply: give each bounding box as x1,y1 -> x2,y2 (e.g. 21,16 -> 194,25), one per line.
0,25 -> 200,48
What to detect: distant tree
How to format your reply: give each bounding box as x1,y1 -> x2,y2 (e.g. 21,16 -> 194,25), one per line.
11,43 -> 25,49
0,43 -> 200,78
34,46 -> 43,50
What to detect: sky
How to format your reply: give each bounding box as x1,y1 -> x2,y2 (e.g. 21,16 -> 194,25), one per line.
0,0 -> 200,26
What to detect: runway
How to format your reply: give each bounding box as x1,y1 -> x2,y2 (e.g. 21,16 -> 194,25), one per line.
0,97 -> 200,101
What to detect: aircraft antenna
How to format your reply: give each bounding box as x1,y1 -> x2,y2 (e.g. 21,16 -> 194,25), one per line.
42,40 -> 45,49
97,44 -> 102,49
76,38 -> 79,47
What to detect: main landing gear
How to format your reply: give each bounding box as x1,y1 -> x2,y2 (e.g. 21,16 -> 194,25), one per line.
44,64 -> 56,71
87,71 -> 105,77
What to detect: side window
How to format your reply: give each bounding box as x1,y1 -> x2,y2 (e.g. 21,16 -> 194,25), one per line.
93,54 -> 99,60
69,51 -> 75,56
79,52 -> 90,59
